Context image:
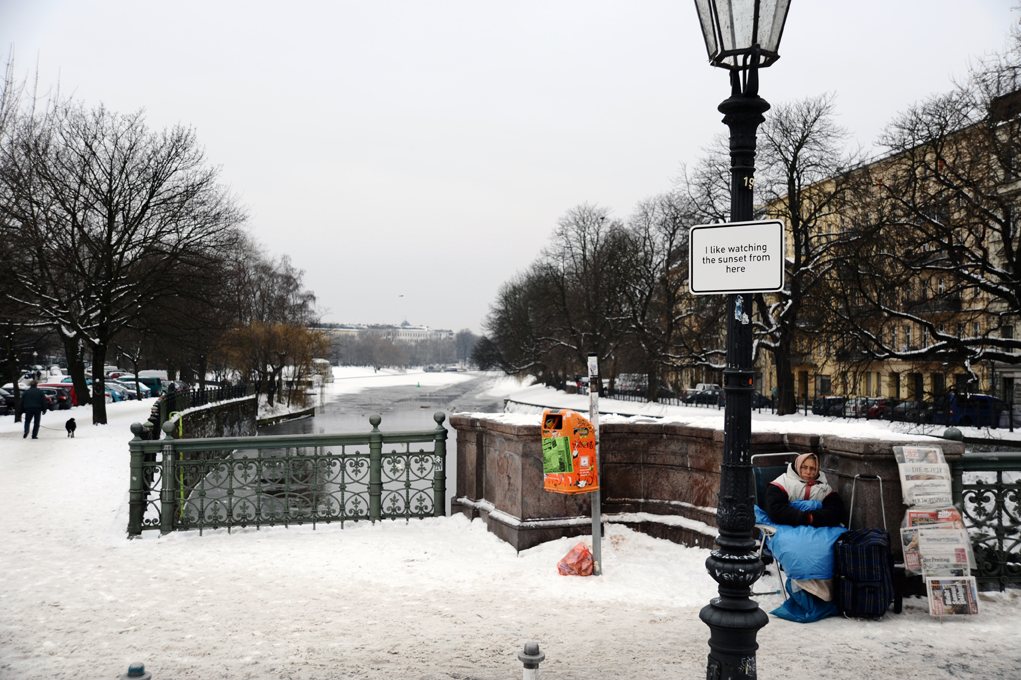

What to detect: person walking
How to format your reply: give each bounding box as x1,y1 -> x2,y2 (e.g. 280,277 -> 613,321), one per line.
19,380 -> 47,439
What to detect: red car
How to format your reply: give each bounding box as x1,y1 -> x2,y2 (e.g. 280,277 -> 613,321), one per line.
867,398 -> 901,419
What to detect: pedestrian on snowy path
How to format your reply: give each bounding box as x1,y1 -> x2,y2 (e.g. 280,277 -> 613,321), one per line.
18,380 -> 47,439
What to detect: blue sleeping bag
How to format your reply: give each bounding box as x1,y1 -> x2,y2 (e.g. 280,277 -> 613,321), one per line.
755,500 -> 846,580
755,500 -> 847,623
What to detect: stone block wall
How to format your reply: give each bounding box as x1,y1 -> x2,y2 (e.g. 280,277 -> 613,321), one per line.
171,396 -> 257,440
451,413 -> 965,557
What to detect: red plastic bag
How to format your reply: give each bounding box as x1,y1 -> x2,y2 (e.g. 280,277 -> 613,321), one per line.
557,542 -> 594,576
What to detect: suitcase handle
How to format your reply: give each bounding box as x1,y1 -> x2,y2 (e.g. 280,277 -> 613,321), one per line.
849,473 -> 886,531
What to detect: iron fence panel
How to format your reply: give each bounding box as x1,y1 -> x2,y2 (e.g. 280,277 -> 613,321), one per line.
127,413 -> 447,536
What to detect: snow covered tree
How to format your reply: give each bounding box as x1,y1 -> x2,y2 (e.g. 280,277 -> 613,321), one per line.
0,102 -> 245,424
616,192 -> 721,401
753,94 -> 864,414
836,33 -> 1021,386
685,94 -> 862,414
476,204 -> 630,392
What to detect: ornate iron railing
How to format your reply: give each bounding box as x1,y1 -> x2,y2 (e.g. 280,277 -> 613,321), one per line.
128,412 -> 448,536
951,452 -> 1021,590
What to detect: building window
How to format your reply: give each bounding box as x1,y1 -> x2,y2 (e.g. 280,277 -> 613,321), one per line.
906,326 -> 913,349
1005,325 -> 1015,353
974,322 -> 982,337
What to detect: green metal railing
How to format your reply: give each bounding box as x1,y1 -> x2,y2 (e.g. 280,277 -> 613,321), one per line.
128,412 -> 448,536
951,452 -> 1021,590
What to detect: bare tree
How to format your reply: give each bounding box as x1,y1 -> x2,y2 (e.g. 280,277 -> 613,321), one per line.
616,192 -> 709,400
0,102 -> 245,424
753,93 -> 864,414
454,329 -> 477,367
838,33 -> 1021,383
476,204 -> 631,391
214,246 -> 323,405
686,94 -> 863,414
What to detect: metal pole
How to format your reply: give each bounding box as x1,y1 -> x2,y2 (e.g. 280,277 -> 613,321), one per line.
128,423 -> 146,537
699,74 -> 770,680
518,641 -> 545,680
432,411 -> 447,517
369,414 -> 383,522
159,421 -> 176,535
588,353 -> 602,576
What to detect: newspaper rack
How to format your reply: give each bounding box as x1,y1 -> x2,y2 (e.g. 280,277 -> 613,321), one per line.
892,445 -> 979,618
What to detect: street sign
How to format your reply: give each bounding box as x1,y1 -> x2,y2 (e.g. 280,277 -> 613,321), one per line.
688,219 -> 785,295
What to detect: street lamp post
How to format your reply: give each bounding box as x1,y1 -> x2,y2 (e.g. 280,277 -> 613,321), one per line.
692,2 -> 791,678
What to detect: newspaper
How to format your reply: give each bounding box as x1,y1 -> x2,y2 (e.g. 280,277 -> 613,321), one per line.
917,527 -> 976,574
900,508 -> 967,574
897,462 -> 953,506
904,507 -> 964,528
926,576 -> 980,616
893,446 -> 946,465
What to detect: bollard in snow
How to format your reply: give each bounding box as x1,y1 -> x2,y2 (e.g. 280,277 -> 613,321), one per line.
518,641 -> 545,680
120,662 -> 151,680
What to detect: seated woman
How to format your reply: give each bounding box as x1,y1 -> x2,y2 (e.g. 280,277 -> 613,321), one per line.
757,453 -> 846,622
765,453 -> 844,528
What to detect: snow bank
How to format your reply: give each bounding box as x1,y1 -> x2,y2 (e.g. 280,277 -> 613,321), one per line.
2,383 -> 1020,679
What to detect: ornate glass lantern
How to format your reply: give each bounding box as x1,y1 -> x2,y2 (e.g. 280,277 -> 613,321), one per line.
694,0 -> 791,71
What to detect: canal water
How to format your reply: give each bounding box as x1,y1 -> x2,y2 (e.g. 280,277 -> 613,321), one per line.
257,371 -> 508,512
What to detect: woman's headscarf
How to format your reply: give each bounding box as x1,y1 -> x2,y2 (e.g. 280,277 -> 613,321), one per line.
794,453 -> 819,481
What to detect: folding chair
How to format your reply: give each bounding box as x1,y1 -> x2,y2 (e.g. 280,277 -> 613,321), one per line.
751,452 -> 800,599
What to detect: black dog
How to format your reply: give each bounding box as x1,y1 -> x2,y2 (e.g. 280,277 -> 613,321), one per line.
65,418 -> 76,438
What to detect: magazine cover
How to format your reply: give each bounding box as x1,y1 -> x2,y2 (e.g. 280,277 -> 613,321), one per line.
893,446 -> 946,465
901,527 -> 922,572
926,576 -> 979,616
905,507 -> 964,528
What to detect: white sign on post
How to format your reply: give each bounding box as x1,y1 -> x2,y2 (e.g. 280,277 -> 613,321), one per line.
689,220 -> 785,295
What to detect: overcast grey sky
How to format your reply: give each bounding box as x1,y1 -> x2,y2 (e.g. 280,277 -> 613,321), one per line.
1,1 -> 1016,333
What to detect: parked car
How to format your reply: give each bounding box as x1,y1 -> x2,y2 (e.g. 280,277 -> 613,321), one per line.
38,386 -> 73,410
684,389 -> 724,406
749,392 -> 773,409
930,393 -> 1010,427
999,407 -> 1021,429
812,396 -> 847,416
112,378 -> 151,399
867,398 -> 901,420
104,382 -> 132,401
0,387 -> 14,415
889,400 -> 932,423
60,378 -> 116,403
843,397 -> 877,417
126,375 -> 165,396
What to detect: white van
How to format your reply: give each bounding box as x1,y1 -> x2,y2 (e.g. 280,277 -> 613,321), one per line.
695,383 -> 721,392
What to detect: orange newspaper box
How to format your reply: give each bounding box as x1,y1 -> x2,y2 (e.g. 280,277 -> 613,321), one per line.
541,408 -> 598,494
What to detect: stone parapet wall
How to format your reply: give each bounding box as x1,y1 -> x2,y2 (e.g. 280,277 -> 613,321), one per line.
169,396 -> 257,440
451,413 -> 965,556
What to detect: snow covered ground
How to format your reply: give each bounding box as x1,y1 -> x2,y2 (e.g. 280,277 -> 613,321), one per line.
1,368 -> 1020,679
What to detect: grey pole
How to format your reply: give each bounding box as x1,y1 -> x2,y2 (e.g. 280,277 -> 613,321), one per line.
518,641 -> 546,680
588,353 -> 602,575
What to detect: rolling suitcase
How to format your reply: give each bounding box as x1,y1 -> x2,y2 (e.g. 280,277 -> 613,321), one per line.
833,474 -> 903,619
